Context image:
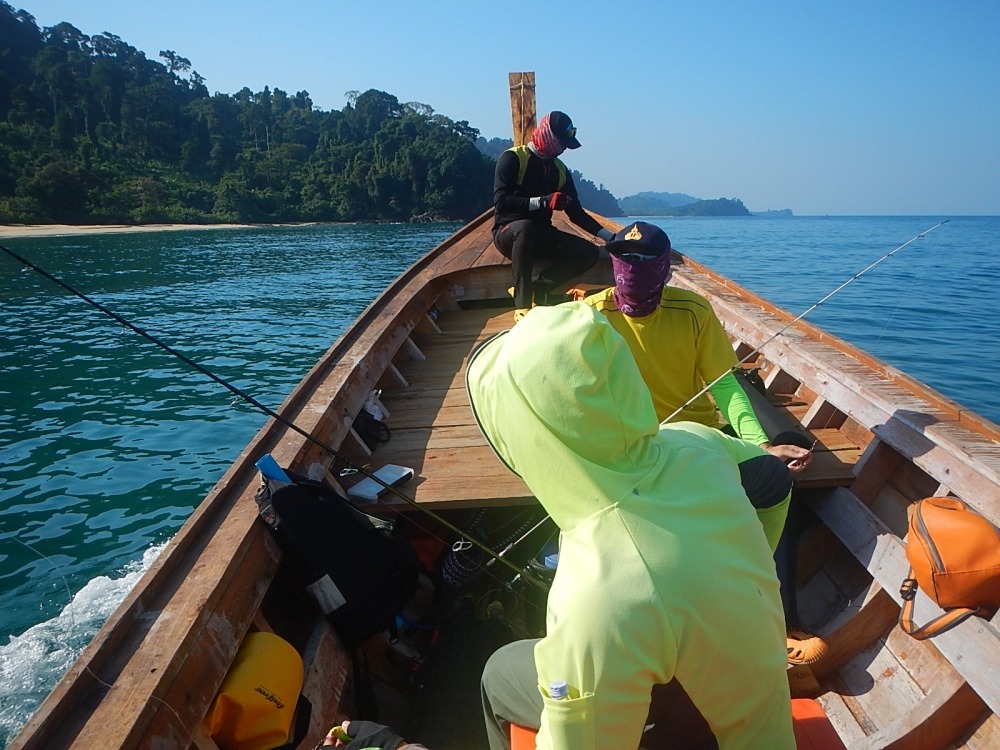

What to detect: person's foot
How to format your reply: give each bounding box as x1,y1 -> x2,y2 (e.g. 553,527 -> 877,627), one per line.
513,308 -> 530,323
786,628 -> 828,665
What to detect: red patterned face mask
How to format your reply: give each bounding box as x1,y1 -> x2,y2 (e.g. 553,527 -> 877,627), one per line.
531,113 -> 566,159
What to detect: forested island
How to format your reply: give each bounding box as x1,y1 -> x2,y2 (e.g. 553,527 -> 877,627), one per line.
0,3 -> 500,224
0,2 -> 785,226
0,3 -> 624,226
619,192 -> 793,218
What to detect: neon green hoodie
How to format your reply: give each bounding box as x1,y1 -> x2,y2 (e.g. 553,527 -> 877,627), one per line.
466,303 -> 794,750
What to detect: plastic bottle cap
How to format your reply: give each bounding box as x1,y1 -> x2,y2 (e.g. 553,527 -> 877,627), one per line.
549,680 -> 568,700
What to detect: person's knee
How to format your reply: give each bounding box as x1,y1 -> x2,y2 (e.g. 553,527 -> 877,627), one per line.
511,221 -> 538,251
481,640 -> 539,707
481,640 -> 520,693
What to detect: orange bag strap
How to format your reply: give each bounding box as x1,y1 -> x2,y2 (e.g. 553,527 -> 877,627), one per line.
898,567 -> 986,640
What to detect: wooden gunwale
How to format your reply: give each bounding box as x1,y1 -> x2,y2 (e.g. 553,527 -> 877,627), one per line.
669,254 -> 1000,523
7,211 -> 500,750
671,251 -> 1000,438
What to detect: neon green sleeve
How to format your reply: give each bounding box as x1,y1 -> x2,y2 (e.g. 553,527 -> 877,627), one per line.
709,372 -> 769,446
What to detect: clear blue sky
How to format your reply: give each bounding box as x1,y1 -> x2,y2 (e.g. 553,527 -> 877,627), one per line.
20,1 -> 1000,215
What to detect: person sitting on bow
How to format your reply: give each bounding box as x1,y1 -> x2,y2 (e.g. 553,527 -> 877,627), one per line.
492,110 -> 615,322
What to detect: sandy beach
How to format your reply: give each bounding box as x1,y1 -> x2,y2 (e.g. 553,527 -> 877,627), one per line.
0,223 -> 297,239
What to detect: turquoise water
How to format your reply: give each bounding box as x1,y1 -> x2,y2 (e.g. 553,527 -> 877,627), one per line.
0,216 -> 997,743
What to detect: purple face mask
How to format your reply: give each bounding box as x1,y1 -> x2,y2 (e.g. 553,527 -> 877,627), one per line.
611,252 -> 672,317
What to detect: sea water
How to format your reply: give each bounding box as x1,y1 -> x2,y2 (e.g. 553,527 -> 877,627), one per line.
0,216 -> 997,744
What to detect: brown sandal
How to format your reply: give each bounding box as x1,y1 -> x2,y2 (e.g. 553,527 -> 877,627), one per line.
786,629 -> 828,666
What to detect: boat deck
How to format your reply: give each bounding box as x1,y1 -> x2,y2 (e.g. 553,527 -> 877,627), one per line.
346,300 -> 863,512
370,305 -> 532,509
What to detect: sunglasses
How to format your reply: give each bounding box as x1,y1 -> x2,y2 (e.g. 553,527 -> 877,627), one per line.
614,251 -> 661,262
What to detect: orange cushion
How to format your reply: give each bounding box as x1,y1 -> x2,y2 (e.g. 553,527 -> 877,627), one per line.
791,698 -> 848,750
510,723 -> 537,750
511,699 -> 845,750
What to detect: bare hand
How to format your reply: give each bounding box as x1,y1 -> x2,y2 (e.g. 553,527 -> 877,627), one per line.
764,443 -> 812,474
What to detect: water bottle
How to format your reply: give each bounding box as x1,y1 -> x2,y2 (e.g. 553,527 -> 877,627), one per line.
549,680 -> 569,700
255,453 -> 292,483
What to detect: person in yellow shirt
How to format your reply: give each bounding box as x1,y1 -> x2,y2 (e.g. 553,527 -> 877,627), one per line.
581,221 -> 826,666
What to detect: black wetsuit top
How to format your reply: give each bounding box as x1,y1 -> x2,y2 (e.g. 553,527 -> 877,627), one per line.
492,148 -> 605,236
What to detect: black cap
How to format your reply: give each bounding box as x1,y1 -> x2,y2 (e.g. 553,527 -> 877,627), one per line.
548,111 -> 581,149
606,222 -> 672,260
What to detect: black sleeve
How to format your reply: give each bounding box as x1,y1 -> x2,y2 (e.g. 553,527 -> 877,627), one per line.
737,454 -> 792,510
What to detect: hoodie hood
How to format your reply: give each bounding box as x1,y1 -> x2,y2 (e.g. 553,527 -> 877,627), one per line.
466,303 -> 660,531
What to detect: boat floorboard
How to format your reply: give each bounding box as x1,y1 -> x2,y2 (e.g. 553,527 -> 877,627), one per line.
355,304 -> 534,511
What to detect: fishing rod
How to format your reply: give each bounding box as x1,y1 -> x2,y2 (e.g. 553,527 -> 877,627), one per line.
663,219 -> 950,424
0,242 -> 547,591
486,514 -> 553,569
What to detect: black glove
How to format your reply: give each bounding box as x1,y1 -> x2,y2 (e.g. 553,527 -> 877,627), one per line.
343,720 -> 405,750
541,191 -> 570,210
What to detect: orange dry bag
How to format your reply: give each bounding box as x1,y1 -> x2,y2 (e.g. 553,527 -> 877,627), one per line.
899,496 -> 1000,639
203,631 -> 305,750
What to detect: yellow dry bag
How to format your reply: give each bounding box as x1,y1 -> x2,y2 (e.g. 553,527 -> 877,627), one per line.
203,631 -> 305,750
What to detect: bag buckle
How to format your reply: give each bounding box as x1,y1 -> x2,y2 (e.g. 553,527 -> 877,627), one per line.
900,578 -> 918,601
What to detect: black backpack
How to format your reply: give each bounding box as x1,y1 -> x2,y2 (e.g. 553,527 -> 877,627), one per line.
255,474 -> 422,648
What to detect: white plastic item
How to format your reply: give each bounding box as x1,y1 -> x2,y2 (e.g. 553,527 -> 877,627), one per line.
346,464 -> 415,503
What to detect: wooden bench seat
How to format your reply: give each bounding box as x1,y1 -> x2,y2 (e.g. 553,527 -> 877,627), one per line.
739,374 -> 861,489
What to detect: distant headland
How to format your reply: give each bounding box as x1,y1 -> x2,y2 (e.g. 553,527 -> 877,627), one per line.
616,191 -> 794,218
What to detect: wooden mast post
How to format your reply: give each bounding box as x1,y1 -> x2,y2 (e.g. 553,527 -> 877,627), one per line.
508,72 -> 536,147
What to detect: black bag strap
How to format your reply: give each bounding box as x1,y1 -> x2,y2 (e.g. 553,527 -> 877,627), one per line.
352,646 -> 380,720
898,567 -> 986,640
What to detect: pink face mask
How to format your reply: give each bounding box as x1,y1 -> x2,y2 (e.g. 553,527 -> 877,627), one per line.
611,252 -> 672,317
530,113 -> 566,159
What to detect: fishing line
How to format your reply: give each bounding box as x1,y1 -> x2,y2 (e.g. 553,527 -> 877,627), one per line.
872,263 -> 922,347
663,219 -> 950,424
0,243 -> 546,591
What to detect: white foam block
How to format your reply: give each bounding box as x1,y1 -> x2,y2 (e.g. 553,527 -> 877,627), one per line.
346,464 -> 415,503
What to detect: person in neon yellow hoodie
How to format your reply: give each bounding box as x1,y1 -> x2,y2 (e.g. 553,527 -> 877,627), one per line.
467,302 -> 795,750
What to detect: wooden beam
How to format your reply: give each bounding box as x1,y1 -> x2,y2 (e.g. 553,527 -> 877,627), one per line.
508,72 -> 536,146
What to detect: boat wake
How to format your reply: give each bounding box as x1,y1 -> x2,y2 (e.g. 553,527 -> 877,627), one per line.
0,544 -> 165,747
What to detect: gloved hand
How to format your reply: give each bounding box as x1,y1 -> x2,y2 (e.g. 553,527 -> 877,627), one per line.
541,192 -> 571,211
326,720 -> 405,749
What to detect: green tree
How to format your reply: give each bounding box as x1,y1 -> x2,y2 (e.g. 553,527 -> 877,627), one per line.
0,6 -> 553,225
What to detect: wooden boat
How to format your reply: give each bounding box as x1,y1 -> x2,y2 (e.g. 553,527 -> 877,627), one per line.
10,74 -> 1000,750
